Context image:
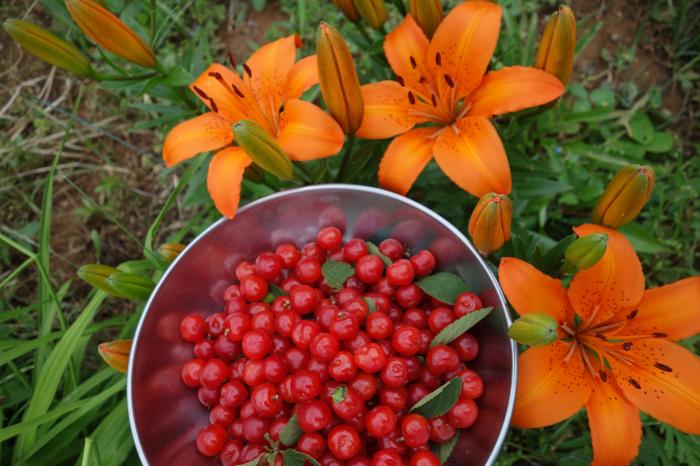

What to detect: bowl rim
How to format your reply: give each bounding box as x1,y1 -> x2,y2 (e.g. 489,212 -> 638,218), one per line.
127,183 -> 517,465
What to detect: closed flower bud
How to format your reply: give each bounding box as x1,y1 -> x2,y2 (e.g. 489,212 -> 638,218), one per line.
106,271 -> 155,301
77,264 -> 121,295
408,0 -> 444,38
65,0 -> 156,68
332,0 -> 360,22
561,233 -> 607,275
535,5 -> 576,85
98,339 -> 132,373
508,313 -> 559,347
233,120 -> 294,180
592,165 -> 655,228
468,193 -> 512,256
158,242 -> 185,263
354,0 -> 387,30
317,22 -> 364,134
3,19 -> 93,76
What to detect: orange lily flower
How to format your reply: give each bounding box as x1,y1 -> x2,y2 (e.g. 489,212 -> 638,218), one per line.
163,35 -> 344,218
499,224 -> 700,465
357,1 -> 564,197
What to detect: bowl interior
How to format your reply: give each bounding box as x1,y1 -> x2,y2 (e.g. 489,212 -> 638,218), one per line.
128,185 -> 516,466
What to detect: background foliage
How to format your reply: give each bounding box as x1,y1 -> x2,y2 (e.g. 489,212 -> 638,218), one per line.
0,0 -> 698,464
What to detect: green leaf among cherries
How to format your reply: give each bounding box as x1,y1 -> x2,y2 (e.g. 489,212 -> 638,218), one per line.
331,385 -> 348,404
416,272 -> 469,305
322,260 -> 355,290
410,377 -> 463,418
279,413 -> 302,447
366,241 -> 392,266
430,307 -> 493,348
283,448 -> 320,466
431,430 -> 461,464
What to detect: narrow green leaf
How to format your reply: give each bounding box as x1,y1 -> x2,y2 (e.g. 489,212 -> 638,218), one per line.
284,449 -> 320,466
410,377 -> 463,418
270,283 -> 287,297
431,431 -> 460,464
321,260 -> 355,290
363,297 -> 377,313
430,307 -> 492,348
331,385 -> 347,404
240,453 -> 266,466
88,399 -> 133,466
366,241 -> 391,266
416,272 -> 469,305
279,413 -> 302,447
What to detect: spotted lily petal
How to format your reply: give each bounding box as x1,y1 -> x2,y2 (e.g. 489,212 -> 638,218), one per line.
207,147 -> 252,218
356,81 -> 422,139
377,127 -> 437,195
162,112 -> 234,167
277,99 -> 344,161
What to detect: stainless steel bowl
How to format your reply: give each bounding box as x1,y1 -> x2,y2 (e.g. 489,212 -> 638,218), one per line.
127,184 -> 517,466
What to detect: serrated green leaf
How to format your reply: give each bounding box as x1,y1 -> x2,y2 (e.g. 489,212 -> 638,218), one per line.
279,414 -> 302,447
416,272 -> 469,305
410,377 -> 462,418
284,449 -> 320,466
240,453 -> 266,466
431,431 -> 460,464
331,385 -> 347,404
321,260 -> 355,290
366,241 -> 392,266
431,307 -> 492,347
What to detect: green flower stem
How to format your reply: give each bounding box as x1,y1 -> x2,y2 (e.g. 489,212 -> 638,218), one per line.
335,134 -> 356,182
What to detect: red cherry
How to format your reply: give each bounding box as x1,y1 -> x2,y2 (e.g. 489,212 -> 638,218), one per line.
181,358 -> 205,387
379,238 -> 404,260
251,383 -> 283,417
344,330 -> 372,353
327,424 -> 361,460
343,239 -> 368,262
240,274 -> 268,301
193,339 -> 215,360
401,414 -> 430,448
206,312 -> 226,337
271,295 -> 291,313
346,457 -> 371,466
242,329 -> 272,360
317,303 -> 340,330
448,396 -> 479,428
284,347 -> 311,371
180,313 -> 206,342
342,297 -> 370,323
429,415 -> 456,443
409,451 -> 441,466
329,351 -> 358,382
276,243 -> 301,269
451,332 -> 479,361
291,320 -> 321,349
363,292 -> 391,313
407,383 -> 431,408
457,369 -> 484,399
198,386 -> 220,407
219,380 -> 248,408
270,416 -> 288,441
248,301 -> 271,315
344,275 -> 367,292
426,345 -> 459,375
365,405 -> 397,438
225,296 -> 247,314
225,312 -> 250,342
427,307 -> 455,334
243,359 -> 266,387
242,415 -> 270,443
307,356 -> 331,383
295,257 -> 322,284
386,259 -> 415,286
297,432 -> 327,457
317,227 -> 344,251
353,343 -> 386,374
220,439 -> 244,466
310,332 -> 341,362
214,335 -> 241,360
395,284 -> 422,308
196,423 -> 227,456
263,354 -> 288,383
255,252 -> 283,280
210,404 -> 236,426
291,369 -> 322,401
409,250 -> 436,276
297,399 -> 332,432
251,310 -> 275,334
378,386 -> 407,411
274,310 -> 301,337
199,359 -> 230,389
453,292 -> 483,317
371,448 -> 402,466
235,260 -> 255,281
329,312 -> 360,340
391,325 -> 421,356
239,443 -> 264,463
380,357 -> 408,387
302,242 -> 326,262
223,284 -> 241,301
330,385 -> 364,420
355,255 -> 384,284
290,284 -> 320,314
365,312 -> 394,340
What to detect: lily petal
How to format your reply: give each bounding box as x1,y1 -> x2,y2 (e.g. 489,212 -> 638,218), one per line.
609,338 -> 700,435
277,99 -> 344,161
512,341 -> 591,427
568,224 -> 645,324
356,81 -> 421,139
498,257 -> 570,322
377,127 -> 437,195
384,15 -> 433,95
244,35 -> 298,116
207,147 -> 252,218
433,116 -> 512,196
428,0 -> 502,102
586,372 -> 642,466
190,63 -> 249,123
622,277 -> 700,341
469,66 -> 564,118
163,112 -> 234,167
286,55 -> 319,100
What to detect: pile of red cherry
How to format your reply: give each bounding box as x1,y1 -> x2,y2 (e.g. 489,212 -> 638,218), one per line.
179,227 -> 485,466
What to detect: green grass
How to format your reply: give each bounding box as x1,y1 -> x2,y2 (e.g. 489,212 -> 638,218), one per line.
1,0 -> 699,464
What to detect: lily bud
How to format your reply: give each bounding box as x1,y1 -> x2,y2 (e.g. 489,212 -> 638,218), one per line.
562,233 -> 607,275
158,242 -> 186,263
317,22 -> 364,135
64,0 -> 156,68
468,193 -> 513,256
535,5 -> 576,85
3,19 -> 93,76
332,0 -> 360,22
592,165 -> 655,228
408,0 -> 444,38
354,0 -> 387,30
106,271 -> 155,301
77,264 -> 121,295
508,313 -> 559,347
233,120 -> 294,180
98,339 -> 132,373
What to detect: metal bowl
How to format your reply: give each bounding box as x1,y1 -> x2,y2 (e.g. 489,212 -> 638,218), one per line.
128,184 -> 517,466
